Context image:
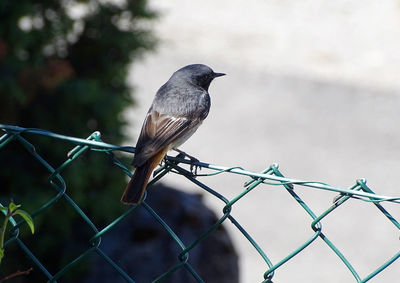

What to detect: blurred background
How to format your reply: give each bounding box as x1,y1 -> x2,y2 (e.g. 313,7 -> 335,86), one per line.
1,0 -> 400,282
127,1 -> 400,283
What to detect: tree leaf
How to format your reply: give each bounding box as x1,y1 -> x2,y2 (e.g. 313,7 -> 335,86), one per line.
9,202 -> 21,213
14,210 -> 34,234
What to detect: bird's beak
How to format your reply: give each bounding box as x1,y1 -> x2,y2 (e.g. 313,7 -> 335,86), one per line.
213,72 -> 226,78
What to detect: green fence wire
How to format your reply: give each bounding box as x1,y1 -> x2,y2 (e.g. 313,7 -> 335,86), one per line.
1,124 -> 400,283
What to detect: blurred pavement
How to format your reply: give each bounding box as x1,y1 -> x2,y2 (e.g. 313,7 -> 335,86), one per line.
125,1 -> 400,282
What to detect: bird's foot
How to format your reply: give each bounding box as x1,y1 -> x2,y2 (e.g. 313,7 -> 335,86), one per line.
174,149 -> 201,176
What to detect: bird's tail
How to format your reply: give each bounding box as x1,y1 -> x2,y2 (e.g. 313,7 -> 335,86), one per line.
121,148 -> 167,205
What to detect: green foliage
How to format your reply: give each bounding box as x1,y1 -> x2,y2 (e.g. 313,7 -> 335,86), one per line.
0,201 -> 35,264
0,0 -> 156,280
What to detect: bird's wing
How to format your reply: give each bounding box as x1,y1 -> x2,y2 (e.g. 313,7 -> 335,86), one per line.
131,110 -> 192,167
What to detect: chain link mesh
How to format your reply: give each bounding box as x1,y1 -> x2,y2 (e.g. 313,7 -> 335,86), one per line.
1,124 -> 399,282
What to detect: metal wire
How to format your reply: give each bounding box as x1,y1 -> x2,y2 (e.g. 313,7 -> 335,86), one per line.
1,124 -> 399,283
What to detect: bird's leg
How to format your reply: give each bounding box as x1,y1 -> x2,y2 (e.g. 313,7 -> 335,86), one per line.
173,148 -> 201,175
174,148 -> 198,161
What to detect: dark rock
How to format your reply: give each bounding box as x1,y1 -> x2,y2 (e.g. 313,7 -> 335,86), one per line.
85,183 -> 239,283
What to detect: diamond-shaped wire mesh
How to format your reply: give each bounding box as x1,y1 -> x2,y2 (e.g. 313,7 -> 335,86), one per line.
1,124 -> 399,283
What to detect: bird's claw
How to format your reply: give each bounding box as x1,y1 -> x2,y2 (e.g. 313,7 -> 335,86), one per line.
174,149 -> 201,176
189,157 -> 201,176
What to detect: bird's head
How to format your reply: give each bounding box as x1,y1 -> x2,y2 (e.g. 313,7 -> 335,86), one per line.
173,64 -> 225,91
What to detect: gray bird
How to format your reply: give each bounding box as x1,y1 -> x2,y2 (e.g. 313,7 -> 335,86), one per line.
121,64 -> 225,204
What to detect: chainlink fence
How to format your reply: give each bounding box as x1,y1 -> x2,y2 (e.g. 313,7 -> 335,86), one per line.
1,124 -> 400,282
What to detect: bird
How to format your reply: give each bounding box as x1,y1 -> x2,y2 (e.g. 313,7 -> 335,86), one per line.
121,64 -> 225,205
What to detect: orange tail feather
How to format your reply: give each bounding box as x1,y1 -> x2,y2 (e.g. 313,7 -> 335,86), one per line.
121,148 -> 167,205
